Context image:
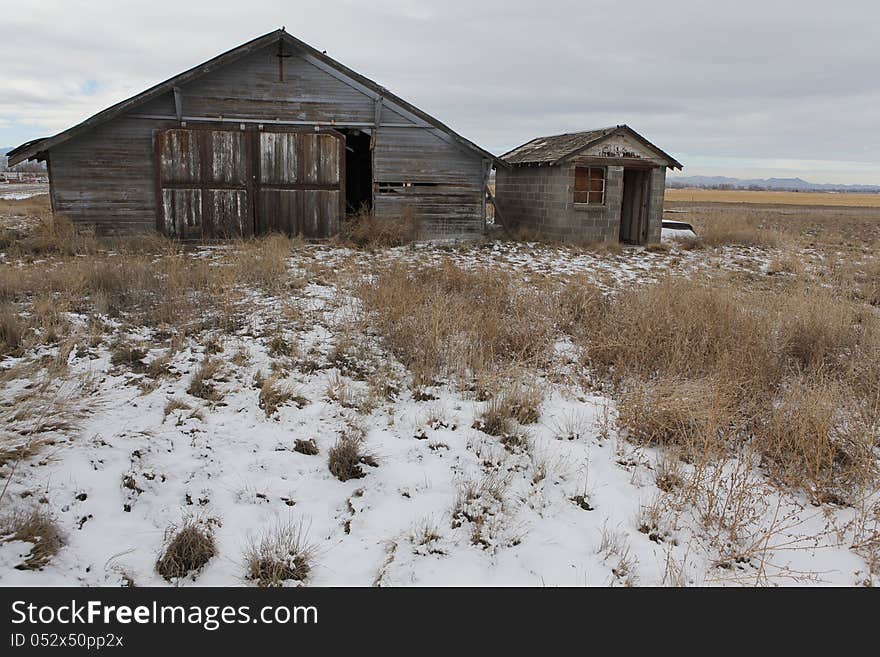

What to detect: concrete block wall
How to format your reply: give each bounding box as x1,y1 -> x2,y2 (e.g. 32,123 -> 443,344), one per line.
496,163 -> 622,242
496,162 -> 666,244
646,166 -> 666,243
566,163 -> 623,242
494,164 -> 569,235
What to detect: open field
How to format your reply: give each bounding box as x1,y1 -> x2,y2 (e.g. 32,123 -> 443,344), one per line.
0,195 -> 878,587
0,185 -> 48,201
666,187 -> 880,207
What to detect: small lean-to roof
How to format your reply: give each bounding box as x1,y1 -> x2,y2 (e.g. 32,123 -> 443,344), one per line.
8,29 -> 500,166
501,125 -> 682,169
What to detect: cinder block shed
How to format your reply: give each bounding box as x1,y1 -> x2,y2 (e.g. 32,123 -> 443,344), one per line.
495,125 -> 682,244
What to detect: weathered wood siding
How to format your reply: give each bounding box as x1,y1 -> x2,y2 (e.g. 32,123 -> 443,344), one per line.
158,128 -> 254,239
373,127 -> 485,238
50,117 -> 170,233
256,131 -> 343,238
47,44 -> 486,237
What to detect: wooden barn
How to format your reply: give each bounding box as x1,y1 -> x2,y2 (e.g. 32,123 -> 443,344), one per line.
7,29 -> 498,240
495,126 -> 682,244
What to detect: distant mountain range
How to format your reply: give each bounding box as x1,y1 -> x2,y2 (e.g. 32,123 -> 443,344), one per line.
667,175 -> 880,193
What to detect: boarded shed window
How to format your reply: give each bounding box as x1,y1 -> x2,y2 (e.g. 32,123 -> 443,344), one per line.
574,167 -> 605,204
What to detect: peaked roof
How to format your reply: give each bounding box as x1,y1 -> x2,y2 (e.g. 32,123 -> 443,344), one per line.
8,29 -> 499,166
500,125 -> 682,169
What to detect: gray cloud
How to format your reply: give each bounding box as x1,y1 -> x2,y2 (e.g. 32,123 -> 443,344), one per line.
2,0 -> 878,182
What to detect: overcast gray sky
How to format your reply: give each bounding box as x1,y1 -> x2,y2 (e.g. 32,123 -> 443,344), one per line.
2,0 -> 878,183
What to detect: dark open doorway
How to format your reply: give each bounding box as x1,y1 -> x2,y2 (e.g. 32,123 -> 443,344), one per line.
342,129 -> 373,215
619,168 -> 650,244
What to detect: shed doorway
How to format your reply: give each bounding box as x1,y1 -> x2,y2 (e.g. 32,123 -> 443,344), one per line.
341,129 -> 373,215
619,168 -> 651,244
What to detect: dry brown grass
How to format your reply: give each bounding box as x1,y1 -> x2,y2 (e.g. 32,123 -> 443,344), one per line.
229,235 -> 297,292
757,380 -> 876,503
0,509 -> 65,570
294,438 -> 319,455
665,188 -> 880,207
507,225 -> 624,253
0,305 -> 26,357
475,383 -> 544,437
258,376 -> 296,417
617,377 -> 735,458
0,228 -> 309,351
0,197 -> 178,258
695,214 -> 783,248
664,201 -> 880,252
0,195 -> 52,217
163,398 -> 190,419
451,473 -> 511,549
244,520 -> 314,587
338,209 -> 419,249
582,276 -> 880,502
556,275 -> 605,336
358,261 -> 556,388
585,278 -> 781,390
187,358 -> 224,402
327,431 -> 377,482
155,520 -> 216,580
109,341 -> 148,371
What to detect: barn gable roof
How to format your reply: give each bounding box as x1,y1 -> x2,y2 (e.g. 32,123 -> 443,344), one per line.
8,29 -> 499,166
500,125 -> 682,169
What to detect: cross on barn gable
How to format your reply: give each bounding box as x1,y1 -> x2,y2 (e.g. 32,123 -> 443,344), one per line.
276,40 -> 292,82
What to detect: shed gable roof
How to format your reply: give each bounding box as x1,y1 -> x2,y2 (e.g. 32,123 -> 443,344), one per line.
8,29 -> 499,166
500,125 -> 682,169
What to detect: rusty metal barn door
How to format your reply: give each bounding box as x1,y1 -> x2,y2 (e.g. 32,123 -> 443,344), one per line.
157,128 -> 253,239
256,130 -> 344,238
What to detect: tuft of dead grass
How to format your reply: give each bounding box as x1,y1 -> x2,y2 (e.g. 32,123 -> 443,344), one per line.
187,358 -> 224,402
617,377 -> 735,459
339,209 -> 419,249
556,275 -> 605,336
757,379 -> 876,504
450,473 -> 513,549
244,520 -> 314,587
10,213 -> 99,257
583,277 -> 781,391
475,383 -> 543,437
0,305 -> 26,357
328,431 -> 377,482
163,398 -> 190,419
0,509 -> 65,570
155,520 -> 216,581
109,341 -> 148,371
229,235 -> 296,292
294,438 -> 319,455
258,376 -> 297,417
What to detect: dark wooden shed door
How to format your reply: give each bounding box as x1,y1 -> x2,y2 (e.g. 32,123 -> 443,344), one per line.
157,128 -> 344,239
257,131 -> 344,238
157,128 -> 252,239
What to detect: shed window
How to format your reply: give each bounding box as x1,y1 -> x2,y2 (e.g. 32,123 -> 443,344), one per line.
574,167 -> 605,204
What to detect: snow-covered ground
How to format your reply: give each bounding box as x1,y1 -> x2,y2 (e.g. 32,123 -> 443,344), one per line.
0,184 -> 48,200
0,242 -> 876,586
